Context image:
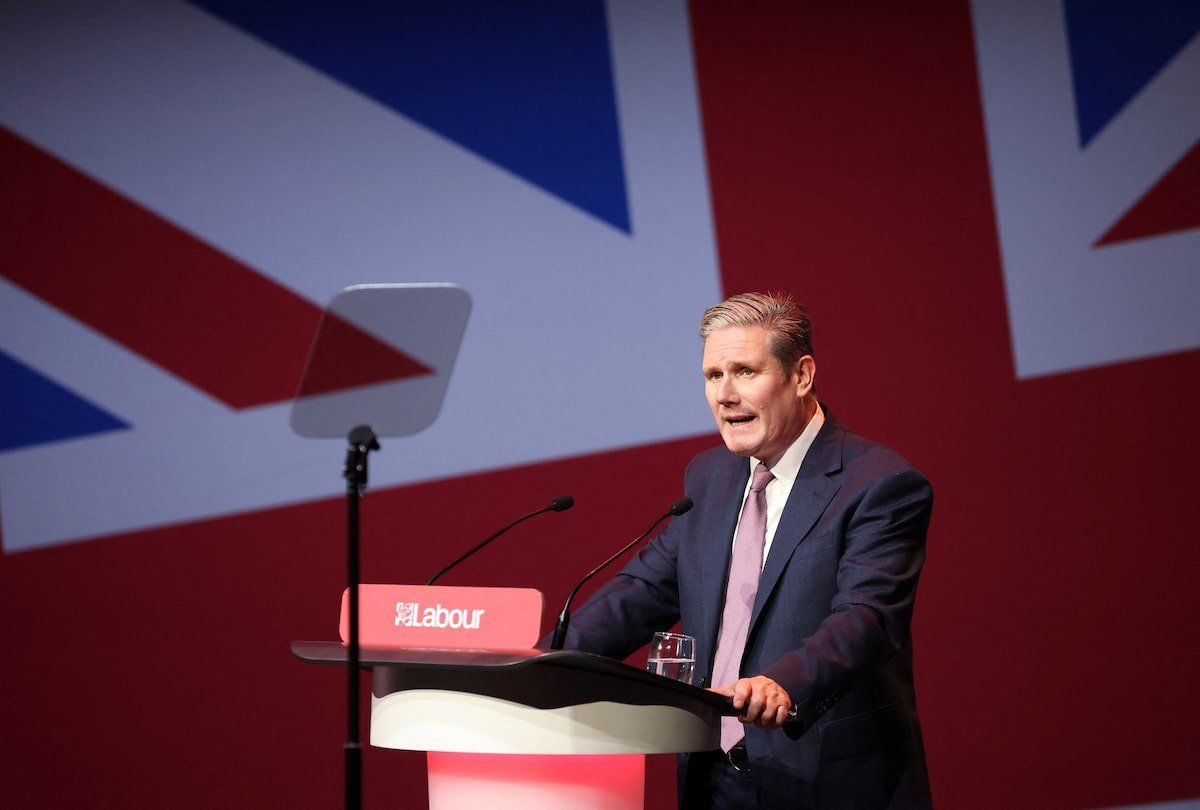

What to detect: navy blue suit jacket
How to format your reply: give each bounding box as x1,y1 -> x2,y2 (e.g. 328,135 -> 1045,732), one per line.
561,409 -> 934,808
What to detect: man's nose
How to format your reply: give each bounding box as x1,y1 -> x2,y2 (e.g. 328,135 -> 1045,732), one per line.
716,377 -> 738,404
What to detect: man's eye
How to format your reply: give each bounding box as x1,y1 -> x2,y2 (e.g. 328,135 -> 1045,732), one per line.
739,368 -> 754,377
707,372 -> 722,381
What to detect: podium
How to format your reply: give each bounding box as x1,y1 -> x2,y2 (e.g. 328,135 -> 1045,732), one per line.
292,642 -> 731,809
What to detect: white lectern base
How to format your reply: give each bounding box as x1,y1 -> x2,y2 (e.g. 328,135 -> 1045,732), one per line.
372,689 -> 717,754
426,752 -> 644,810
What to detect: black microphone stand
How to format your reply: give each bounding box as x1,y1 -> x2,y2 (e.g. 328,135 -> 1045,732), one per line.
342,425 -> 378,810
550,498 -> 692,650
426,495 -> 574,586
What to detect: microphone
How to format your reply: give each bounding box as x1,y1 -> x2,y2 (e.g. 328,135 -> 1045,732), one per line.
549,497 -> 693,650
426,495 -> 574,585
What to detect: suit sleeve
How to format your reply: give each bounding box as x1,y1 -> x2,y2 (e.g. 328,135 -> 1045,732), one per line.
759,463 -> 933,727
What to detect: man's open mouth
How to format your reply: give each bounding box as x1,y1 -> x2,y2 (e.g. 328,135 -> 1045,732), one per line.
726,415 -> 755,425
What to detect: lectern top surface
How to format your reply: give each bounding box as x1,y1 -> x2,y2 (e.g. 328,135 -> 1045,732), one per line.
290,640 -> 736,715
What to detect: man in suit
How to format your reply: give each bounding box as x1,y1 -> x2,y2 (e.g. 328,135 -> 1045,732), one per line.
558,292 -> 934,808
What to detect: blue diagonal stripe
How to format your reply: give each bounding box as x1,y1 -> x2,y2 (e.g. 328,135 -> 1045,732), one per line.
1065,0 -> 1200,147
192,0 -> 631,232
0,350 -> 128,452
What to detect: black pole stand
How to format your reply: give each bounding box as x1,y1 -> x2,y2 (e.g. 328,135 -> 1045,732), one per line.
342,425 -> 379,810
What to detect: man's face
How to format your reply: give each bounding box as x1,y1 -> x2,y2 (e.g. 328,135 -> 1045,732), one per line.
702,325 -> 813,465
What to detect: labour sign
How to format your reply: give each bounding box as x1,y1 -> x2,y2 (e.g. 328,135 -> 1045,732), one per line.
339,584 -> 544,651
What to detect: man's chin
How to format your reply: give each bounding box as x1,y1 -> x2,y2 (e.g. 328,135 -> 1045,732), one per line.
720,433 -> 761,458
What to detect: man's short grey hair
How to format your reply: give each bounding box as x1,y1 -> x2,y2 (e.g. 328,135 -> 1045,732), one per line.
699,292 -> 814,372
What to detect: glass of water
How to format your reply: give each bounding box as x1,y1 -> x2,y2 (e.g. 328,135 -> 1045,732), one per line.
646,631 -> 695,685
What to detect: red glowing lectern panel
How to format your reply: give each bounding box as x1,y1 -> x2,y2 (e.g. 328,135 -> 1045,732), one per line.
426,752 -> 644,810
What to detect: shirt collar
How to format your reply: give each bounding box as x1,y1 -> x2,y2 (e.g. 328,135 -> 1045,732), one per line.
751,402 -> 825,486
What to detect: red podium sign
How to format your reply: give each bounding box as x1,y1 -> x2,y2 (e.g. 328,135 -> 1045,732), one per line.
339,584 -> 543,650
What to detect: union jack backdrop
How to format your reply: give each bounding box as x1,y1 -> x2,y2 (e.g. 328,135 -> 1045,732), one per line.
2,1 -> 1197,807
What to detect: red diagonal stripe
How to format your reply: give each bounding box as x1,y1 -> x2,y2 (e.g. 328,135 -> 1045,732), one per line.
0,128 -> 429,408
1097,138 -> 1200,246
296,310 -> 432,399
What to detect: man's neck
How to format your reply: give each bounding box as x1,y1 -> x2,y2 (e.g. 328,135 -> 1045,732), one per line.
762,397 -> 820,469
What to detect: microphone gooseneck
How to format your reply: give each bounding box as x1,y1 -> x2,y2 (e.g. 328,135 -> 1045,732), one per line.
549,497 -> 693,650
426,495 -> 575,585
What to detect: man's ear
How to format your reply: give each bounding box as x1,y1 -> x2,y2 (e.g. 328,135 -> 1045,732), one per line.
795,355 -> 816,396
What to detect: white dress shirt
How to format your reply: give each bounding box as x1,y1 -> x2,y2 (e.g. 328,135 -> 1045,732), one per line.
730,404 -> 825,568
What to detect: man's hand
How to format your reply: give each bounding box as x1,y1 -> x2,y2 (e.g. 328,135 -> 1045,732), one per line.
709,676 -> 792,729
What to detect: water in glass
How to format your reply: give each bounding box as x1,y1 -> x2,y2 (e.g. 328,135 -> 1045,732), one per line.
646,632 -> 695,685
647,656 -> 695,683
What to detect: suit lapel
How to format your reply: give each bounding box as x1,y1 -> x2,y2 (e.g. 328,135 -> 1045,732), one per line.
697,454 -> 749,677
747,414 -> 844,637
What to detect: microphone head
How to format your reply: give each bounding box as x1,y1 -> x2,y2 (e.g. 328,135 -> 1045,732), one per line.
669,497 -> 694,516
549,495 -> 575,512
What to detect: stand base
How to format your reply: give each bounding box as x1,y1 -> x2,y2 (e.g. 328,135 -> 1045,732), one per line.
426,752 -> 644,810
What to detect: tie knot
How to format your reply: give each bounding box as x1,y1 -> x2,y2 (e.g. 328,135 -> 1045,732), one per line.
750,463 -> 774,492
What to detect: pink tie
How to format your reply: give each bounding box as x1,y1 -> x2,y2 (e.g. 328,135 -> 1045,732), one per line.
711,462 -> 774,751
